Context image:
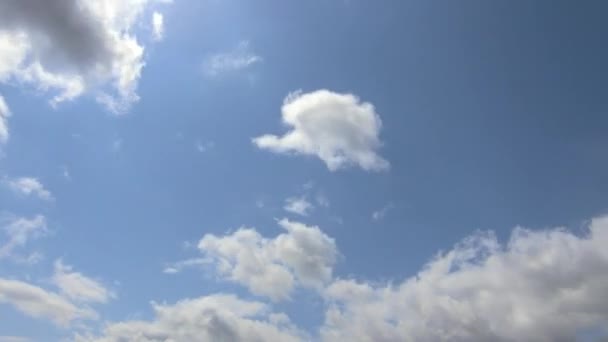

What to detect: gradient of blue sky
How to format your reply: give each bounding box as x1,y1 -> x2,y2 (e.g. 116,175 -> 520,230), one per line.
1,1 -> 608,341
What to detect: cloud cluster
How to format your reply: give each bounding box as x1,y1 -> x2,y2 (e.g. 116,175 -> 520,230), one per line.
0,259 -> 111,328
0,278 -> 97,327
198,219 -> 337,301
253,90 -> 389,172
322,216 -> 608,341
0,0 -> 166,113
75,294 -> 304,342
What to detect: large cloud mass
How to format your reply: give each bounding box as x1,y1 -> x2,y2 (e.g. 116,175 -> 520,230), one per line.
0,0 -> 164,112
75,294 -> 305,342
322,216 -> 608,341
253,90 -> 390,172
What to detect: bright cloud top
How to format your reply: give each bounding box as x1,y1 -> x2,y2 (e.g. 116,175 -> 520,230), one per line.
253,90 -> 390,172
198,219 -> 337,301
152,11 -> 164,41
0,0 -> 168,113
322,215 -> 608,341
4,177 -> 52,201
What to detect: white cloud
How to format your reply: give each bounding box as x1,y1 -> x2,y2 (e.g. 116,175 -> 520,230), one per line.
202,41 -> 262,77
52,260 -> 113,304
198,219 -> 337,301
253,90 -> 389,172
74,294 -> 304,342
284,196 -> 313,216
0,0 -> 169,113
0,95 -> 10,143
321,215 -> 608,341
0,278 -> 97,327
151,11 -> 164,41
4,177 -> 52,201
0,215 -> 47,260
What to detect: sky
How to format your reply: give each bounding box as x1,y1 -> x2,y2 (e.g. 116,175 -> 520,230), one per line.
0,0 -> 608,341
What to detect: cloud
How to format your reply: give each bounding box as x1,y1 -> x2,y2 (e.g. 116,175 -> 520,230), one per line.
202,41 -> 262,77
0,337 -> 30,342
52,260 -> 114,304
4,177 -> 53,201
371,203 -> 394,221
0,215 -> 47,260
198,219 -> 337,301
284,196 -> 313,216
74,294 -> 304,341
151,11 -> 164,41
162,257 -> 210,274
321,215 -> 608,341
0,278 -> 97,327
253,90 -> 389,172
0,0 -> 169,113
0,95 -> 10,143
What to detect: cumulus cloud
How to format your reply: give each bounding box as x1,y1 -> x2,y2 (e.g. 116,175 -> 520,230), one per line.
52,260 -> 113,304
0,215 -> 47,260
0,0 -> 168,112
321,215 -> 608,341
202,41 -> 262,77
198,219 -> 337,301
4,177 -> 52,201
0,95 -> 10,143
253,90 -> 389,172
151,11 -> 164,41
0,278 -> 97,327
284,196 -> 313,216
74,294 -> 304,342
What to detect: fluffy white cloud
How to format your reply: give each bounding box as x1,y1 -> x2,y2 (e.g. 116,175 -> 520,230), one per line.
321,215 -> 608,341
0,95 -> 9,143
0,0 -> 168,112
202,41 -> 262,77
0,215 -> 47,260
198,219 -> 337,301
52,260 -> 113,304
4,177 -> 52,201
253,90 -> 390,172
151,11 -> 164,41
0,278 -> 96,327
284,196 -> 313,216
75,294 -> 304,342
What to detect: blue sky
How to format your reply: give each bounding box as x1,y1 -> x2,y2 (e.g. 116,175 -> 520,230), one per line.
1,1 -> 608,341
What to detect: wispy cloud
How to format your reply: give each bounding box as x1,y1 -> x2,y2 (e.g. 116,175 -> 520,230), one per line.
284,196 -> 313,217
372,203 -> 394,221
202,41 -> 262,77
4,177 -> 53,201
